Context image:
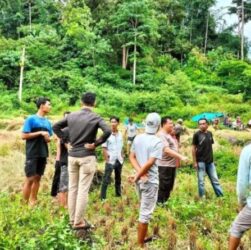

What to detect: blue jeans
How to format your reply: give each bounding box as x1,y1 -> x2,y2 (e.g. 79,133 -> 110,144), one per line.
197,162 -> 223,197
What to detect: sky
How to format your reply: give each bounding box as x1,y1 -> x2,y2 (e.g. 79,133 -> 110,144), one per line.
213,0 -> 251,55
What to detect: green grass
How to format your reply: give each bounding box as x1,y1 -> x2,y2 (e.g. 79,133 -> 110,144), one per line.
0,126 -> 251,249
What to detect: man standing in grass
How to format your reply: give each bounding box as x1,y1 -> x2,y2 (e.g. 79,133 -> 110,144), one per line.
129,113 -> 163,248
100,116 -> 124,200
125,118 -> 138,156
229,143 -> 251,250
157,116 -> 188,204
22,97 -> 53,206
192,118 -> 223,198
53,92 -> 111,230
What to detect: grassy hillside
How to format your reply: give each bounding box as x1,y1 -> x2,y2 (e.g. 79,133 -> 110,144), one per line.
0,120 -> 251,249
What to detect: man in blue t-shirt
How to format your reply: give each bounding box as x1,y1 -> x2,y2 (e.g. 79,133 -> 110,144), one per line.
22,97 -> 52,206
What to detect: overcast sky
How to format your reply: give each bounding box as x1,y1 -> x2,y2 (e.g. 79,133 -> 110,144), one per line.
213,0 -> 251,55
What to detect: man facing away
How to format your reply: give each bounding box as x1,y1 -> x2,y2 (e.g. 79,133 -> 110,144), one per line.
100,116 -> 124,200
129,113 -> 163,248
157,117 -> 188,204
192,118 -> 223,198
53,92 -> 111,230
22,97 -> 52,206
229,143 -> 251,250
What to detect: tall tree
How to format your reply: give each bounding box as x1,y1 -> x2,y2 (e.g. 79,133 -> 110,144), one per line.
110,0 -> 158,84
228,0 -> 251,59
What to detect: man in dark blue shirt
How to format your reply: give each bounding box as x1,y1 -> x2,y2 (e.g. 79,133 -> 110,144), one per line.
22,97 -> 52,206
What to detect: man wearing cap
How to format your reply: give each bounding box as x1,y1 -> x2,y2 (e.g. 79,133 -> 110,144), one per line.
157,116 -> 188,204
129,113 -> 163,248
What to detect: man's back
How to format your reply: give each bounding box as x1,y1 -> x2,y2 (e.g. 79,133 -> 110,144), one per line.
132,133 -> 162,185
53,108 -> 111,158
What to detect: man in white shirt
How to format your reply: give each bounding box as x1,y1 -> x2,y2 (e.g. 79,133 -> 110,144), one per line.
125,118 -> 138,155
100,116 -> 124,200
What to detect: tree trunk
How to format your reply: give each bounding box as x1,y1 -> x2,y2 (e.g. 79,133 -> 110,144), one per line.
29,1 -> 32,33
19,47 -> 26,102
133,34 -> 137,85
189,17 -> 193,43
241,0 -> 244,60
204,13 -> 209,54
122,46 -> 128,69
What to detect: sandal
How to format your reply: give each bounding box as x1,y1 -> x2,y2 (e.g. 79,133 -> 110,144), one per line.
144,235 -> 158,243
73,219 -> 93,230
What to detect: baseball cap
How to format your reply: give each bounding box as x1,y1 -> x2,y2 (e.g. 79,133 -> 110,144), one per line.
145,113 -> 161,134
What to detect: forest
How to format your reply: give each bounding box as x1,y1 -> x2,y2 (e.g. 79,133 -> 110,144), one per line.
1,0 -> 251,249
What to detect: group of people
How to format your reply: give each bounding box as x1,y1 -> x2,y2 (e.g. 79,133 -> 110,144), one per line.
221,115 -> 245,130
20,93 -> 251,249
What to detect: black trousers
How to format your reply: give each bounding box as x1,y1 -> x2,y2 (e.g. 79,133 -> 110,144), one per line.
158,166 -> 176,203
100,160 -> 122,199
51,161 -> 61,197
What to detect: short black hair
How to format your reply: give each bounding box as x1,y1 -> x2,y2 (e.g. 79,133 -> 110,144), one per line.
64,111 -> 71,117
198,118 -> 209,124
110,116 -> 120,123
161,116 -> 172,127
81,92 -> 96,106
35,97 -> 50,109
129,118 -> 133,123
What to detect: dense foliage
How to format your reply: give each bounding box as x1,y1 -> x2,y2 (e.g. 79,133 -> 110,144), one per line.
0,0 -> 251,121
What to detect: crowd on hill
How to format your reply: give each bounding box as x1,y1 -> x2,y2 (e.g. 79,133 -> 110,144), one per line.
20,93 -> 251,249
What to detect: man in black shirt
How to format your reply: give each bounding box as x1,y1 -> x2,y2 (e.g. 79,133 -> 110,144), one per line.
22,97 -> 53,206
192,118 -> 223,198
53,92 -> 111,230
57,127 -> 69,208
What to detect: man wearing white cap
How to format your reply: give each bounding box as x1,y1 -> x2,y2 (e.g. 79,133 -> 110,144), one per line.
129,113 -> 163,248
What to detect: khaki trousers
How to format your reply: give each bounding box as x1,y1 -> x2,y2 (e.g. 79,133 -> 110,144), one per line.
68,155 -> 96,224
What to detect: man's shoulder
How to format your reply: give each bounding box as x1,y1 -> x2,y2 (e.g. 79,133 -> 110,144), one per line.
194,129 -> 201,135
242,143 -> 251,155
70,110 -> 102,119
25,114 -> 36,121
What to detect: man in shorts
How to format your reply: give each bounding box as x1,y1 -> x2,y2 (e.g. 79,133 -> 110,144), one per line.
125,118 -> 137,155
129,113 -> 163,248
229,143 -> 251,250
51,112 -> 70,201
57,125 -> 70,208
22,97 -> 52,206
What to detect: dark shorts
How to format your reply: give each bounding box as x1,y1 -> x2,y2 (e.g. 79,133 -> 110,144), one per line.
127,136 -> 135,144
58,164 -> 68,192
25,157 -> 47,177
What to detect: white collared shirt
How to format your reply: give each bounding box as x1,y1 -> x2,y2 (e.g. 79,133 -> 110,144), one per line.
102,131 -> 123,164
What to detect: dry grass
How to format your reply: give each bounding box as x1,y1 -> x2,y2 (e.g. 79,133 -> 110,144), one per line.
1,123 -> 251,249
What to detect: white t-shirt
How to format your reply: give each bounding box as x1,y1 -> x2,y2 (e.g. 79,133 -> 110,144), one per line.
131,133 -> 163,185
102,132 -> 123,164
126,123 -> 137,137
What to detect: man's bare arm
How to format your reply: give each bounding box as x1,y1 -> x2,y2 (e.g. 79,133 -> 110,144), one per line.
129,152 -> 141,172
22,131 -> 50,142
102,147 -> 109,162
192,145 -> 197,168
